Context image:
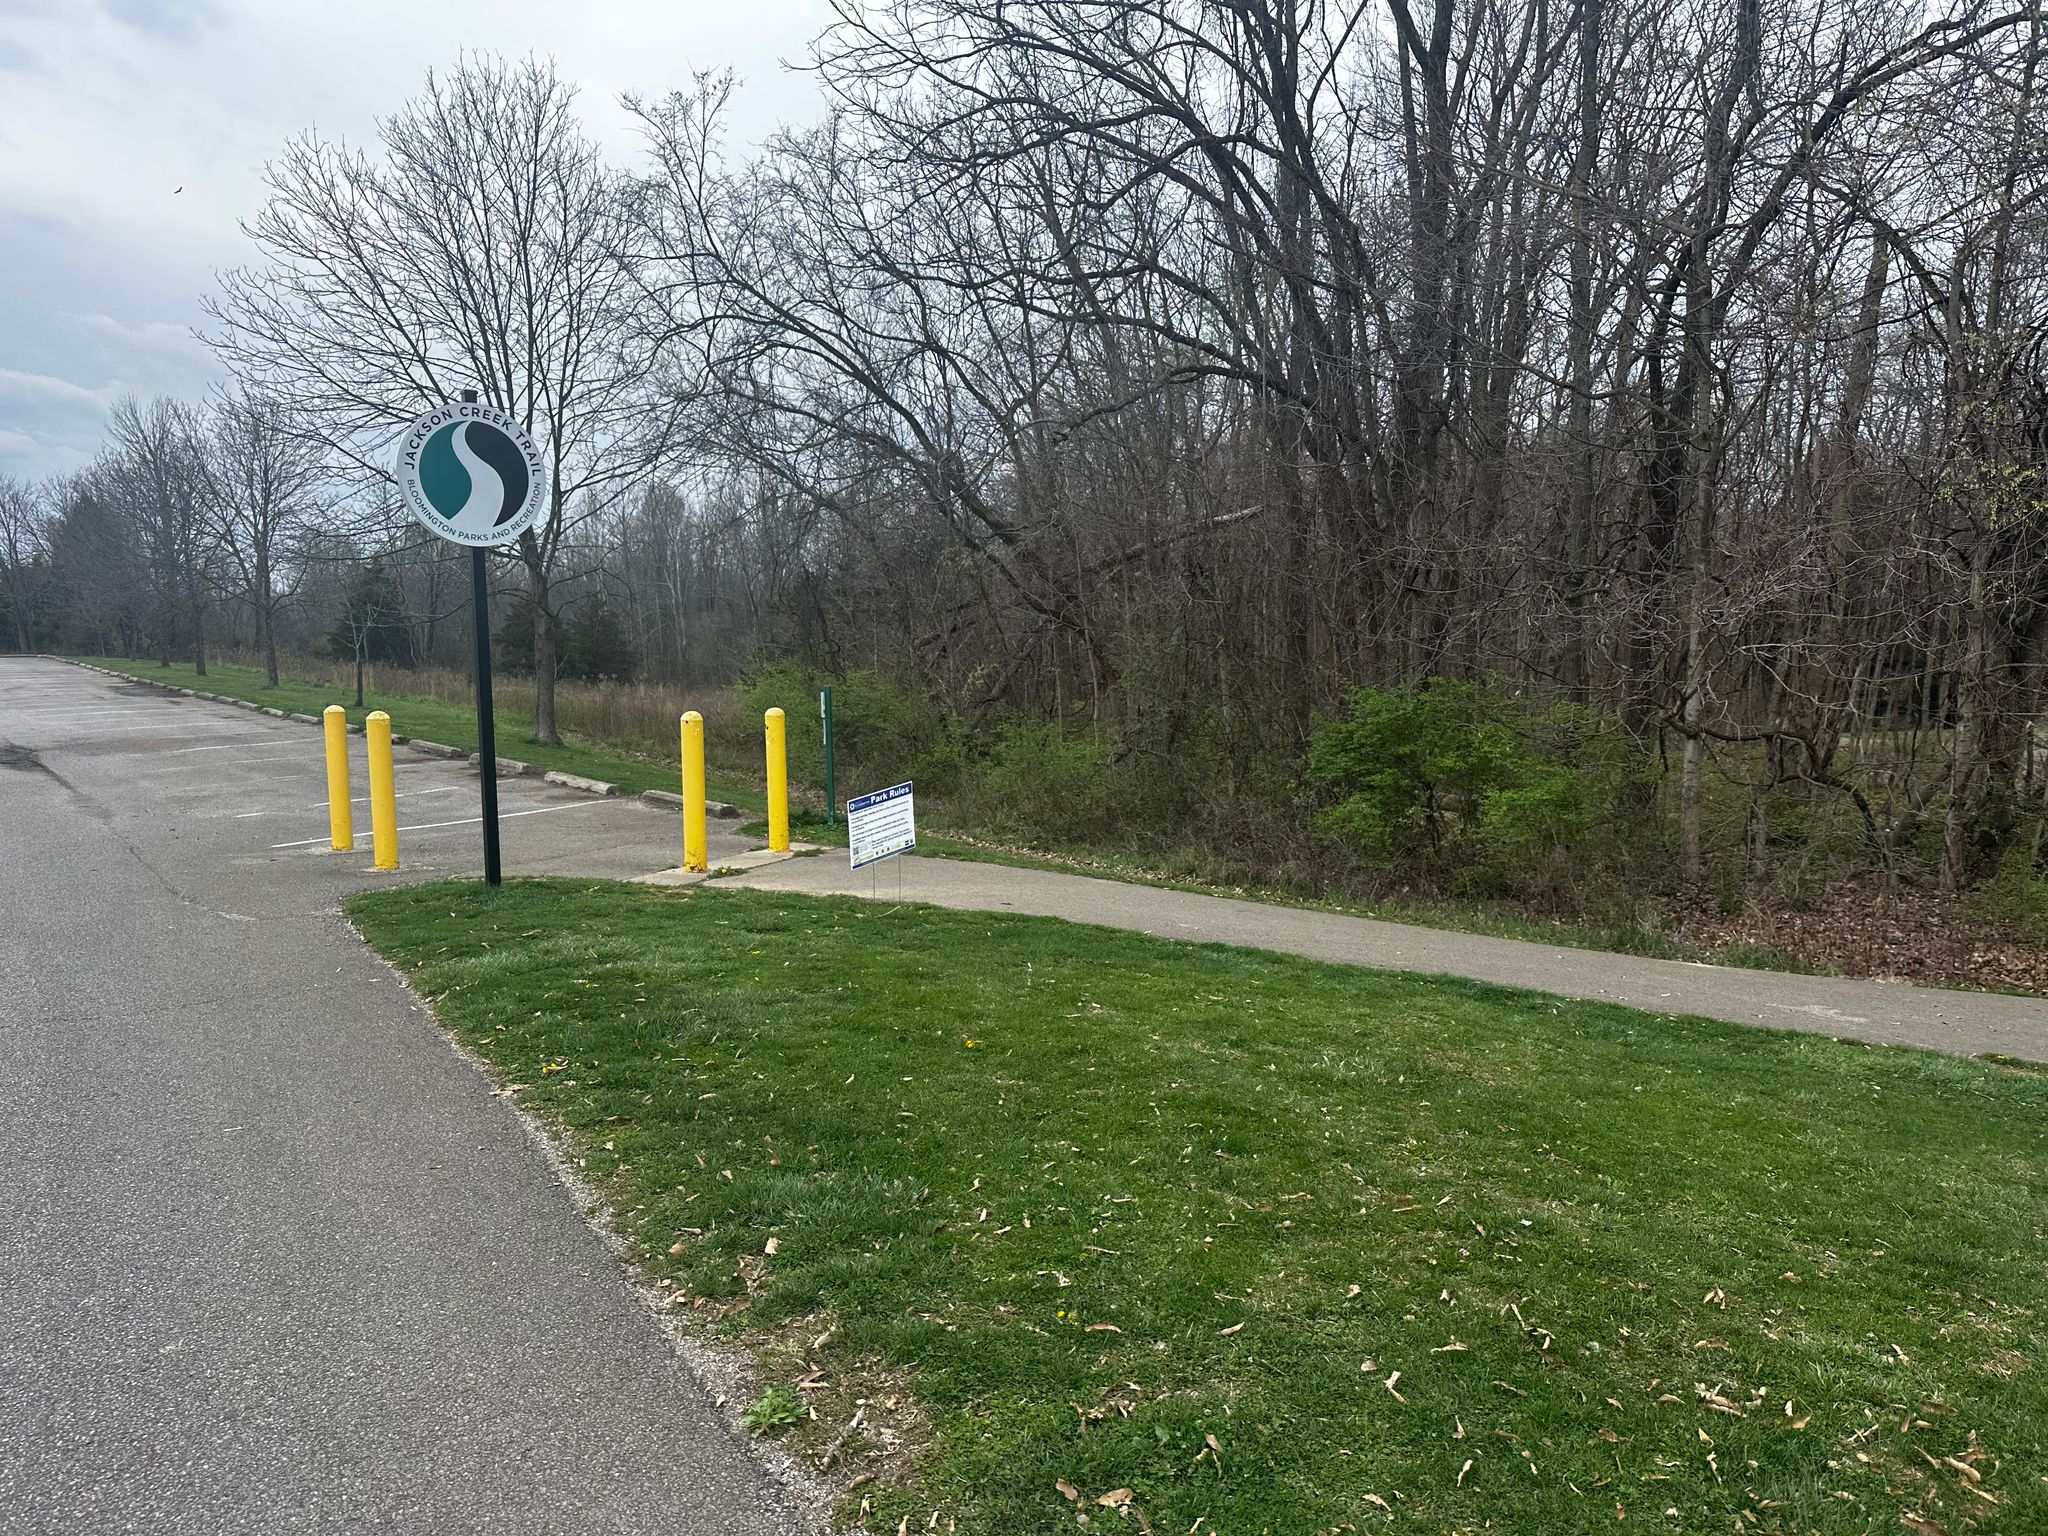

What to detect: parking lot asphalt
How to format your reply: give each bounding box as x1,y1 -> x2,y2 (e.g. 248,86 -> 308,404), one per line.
0,658 -> 799,1534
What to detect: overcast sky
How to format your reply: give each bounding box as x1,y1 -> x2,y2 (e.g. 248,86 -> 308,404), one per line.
0,0 -> 834,481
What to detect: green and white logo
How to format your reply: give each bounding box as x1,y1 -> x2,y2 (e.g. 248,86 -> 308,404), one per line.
393,402 -> 546,548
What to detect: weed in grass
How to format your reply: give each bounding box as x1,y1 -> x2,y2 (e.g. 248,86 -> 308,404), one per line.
743,1386 -> 806,1437
1706,939 -> 1815,973
351,880 -> 2048,1536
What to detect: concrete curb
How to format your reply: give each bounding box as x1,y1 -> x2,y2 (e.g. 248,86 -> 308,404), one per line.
470,752 -> 535,777
544,770 -> 617,796
639,788 -> 744,819
633,845 -> 815,887
407,739 -> 467,760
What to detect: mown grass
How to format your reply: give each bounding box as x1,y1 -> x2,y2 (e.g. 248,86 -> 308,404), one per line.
349,879 -> 2048,1536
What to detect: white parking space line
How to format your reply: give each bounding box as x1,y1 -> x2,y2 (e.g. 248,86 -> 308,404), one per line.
167,742 -> 269,754
6,709 -> 158,720
268,798 -> 605,849
11,699 -> 175,710
232,787 -> 465,819
40,724 -> 221,736
319,786 -> 466,808
230,752 -> 315,764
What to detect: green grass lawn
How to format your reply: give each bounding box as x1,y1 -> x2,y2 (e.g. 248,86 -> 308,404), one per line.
349,880 -> 2047,1536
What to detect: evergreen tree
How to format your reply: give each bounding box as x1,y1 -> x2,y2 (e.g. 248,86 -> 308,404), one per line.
326,563 -> 413,704
563,600 -> 636,683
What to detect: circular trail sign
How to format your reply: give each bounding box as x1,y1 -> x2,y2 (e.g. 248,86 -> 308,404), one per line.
393,402 -> 547,547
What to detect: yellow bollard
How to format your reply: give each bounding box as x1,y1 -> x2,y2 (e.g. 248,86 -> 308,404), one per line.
681,710 -> 708,873
366,710 -> 399,871
764,707 -> 789,853
323,705 -> 353,851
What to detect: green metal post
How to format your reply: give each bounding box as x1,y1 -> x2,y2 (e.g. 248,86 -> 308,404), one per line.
820,687 -> 837,823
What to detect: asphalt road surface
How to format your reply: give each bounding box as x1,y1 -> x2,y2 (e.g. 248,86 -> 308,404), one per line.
730,854 -> 2048,1063
0,658 -> 797,1534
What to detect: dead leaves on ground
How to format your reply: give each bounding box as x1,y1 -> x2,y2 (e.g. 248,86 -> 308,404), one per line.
1669,880 -> 2048,995
1055,1478 -> 1155,1532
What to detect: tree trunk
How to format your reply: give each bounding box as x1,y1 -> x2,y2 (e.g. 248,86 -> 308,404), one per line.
1561,0 -> 1603,699
1678,610 -> 1707,889
522,529 -> 562,747
256,544 -> 279,688
532,596 -> 560,745
1941,541 -> 1994,892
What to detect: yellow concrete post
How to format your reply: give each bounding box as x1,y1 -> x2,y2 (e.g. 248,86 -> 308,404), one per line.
681,710 -> 708,873
764,707 -> 789,853
366,710 -> 398,871
322,705 -> 353,851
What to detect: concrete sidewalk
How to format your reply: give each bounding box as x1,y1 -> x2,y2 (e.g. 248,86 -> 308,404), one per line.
725,853 -> 2048,1063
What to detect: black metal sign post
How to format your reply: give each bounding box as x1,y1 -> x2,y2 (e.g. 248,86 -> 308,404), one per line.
396,385 -> 541,889
470,546 -> 502,885
460,388 -> 503,887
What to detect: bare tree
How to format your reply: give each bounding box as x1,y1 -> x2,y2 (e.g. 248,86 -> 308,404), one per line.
23,2 -> 2048,932
98,397 -> 214,673
204,390 -> 324,687
0,476 -> 49,653
207,55 -> 674,742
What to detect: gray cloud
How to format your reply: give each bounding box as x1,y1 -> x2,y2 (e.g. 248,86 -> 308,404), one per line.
0,322 -> 220,479
0,375 -> 112,478
99,0 -> 222,44
0,0 -> 829,483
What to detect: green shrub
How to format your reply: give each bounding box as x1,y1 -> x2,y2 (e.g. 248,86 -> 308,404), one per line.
970,719 -> 1115,843
1966,820 -> 2048,939
1306,679 -> 1649,900
736,660 -> 963,798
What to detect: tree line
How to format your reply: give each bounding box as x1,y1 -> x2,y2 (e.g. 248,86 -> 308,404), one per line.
6,2 -> 2048,908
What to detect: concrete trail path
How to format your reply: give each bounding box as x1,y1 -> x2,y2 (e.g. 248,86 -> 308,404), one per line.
0,658 -> 798,1534
726,853 -> 2048,1064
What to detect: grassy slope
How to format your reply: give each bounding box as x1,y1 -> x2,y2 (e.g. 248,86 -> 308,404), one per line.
350,879 -> 2047,1536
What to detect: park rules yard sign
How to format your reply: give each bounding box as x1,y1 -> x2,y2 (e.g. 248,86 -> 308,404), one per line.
848,782 -> 916,869
394,402 -> 546,548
